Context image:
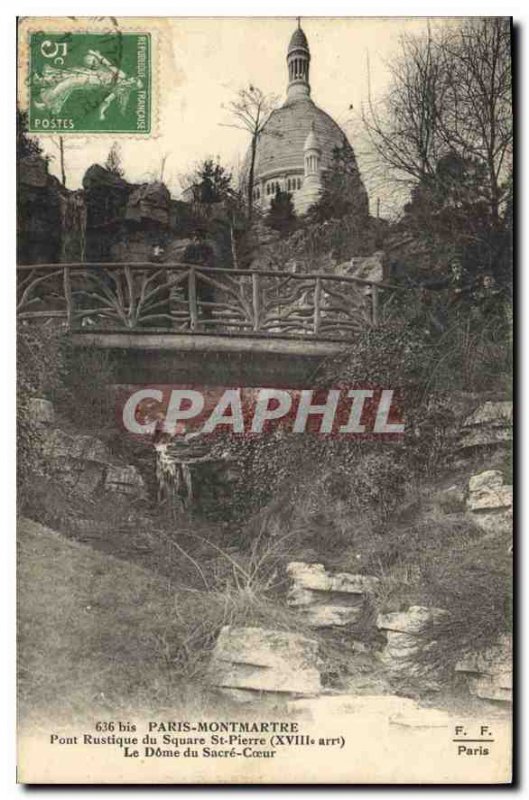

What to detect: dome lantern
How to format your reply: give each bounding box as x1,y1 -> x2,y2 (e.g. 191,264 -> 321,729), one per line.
286,20 -> 311,101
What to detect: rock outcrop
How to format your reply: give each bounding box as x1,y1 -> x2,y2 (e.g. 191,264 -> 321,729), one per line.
466,470 -> 513,535
126,182 -> 171,226
104,464 -> 146,495
286,562 -> 379,628
27,397 -> 55,426
459,401 -> 513,451
376,606 -> 448,683
455,635 -> 512,703
18,155 -> 63,264
33,398 -> 146,499
208,626 -> 321,702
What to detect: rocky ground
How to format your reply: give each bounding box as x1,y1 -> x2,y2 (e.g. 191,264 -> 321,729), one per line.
18,391 -> 513,735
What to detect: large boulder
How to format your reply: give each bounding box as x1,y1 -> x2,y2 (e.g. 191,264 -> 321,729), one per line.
467,470 -> 512,511
126,182 -> 171,226
287,562 -> 379,629
26,398 -> 55,426
42,429 -> 112,463
466,470 -> 513,535
19,155 -> 49,188
344,251 -> 386,284
82,163 -> 131,194
459,401 -> 513,450
377,606 -> 448,635
455,635 -> 512,703
376,606 -> 448,685
287,562 -> 379,595
40,427 -> 145,499
17,156 -> 63,263
208,626 -> 321,701
464,401 -> 513,428
104,464 -> 145,495
82,165 -> 132,259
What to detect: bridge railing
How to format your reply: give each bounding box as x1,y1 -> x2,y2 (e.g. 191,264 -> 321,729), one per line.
17,262 -> 392,339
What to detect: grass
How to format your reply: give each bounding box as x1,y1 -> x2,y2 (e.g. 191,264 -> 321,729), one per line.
17,517 -> 317,727
18,517 -> 195,725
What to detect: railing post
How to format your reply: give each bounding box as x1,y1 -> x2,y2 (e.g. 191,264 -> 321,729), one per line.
371,284 -> 379,327
313,276 -> 322,336
252,272 -> 260,332
188,268 -> 198,331
124,265 -> 136,328
63,266 -> 72,330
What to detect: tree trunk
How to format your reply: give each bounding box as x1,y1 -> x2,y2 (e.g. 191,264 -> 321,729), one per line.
247,134 -> 257,222
230,223 -> 239,269
59,137 -> 66,187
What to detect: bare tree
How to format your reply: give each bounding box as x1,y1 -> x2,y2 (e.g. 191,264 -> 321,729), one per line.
362,19 -> 512,224
222,85 -> 279,220
362,27 -> 446,186
435,18 -> 512,226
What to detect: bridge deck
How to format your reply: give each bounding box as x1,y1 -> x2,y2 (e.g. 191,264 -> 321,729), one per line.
72,331 -> 347,387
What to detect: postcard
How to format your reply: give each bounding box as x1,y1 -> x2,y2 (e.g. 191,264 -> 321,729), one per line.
16,15 -> 513,784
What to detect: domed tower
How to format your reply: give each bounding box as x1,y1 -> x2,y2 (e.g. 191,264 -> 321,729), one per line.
286,22 -> 311,102
246,21 -> 369,217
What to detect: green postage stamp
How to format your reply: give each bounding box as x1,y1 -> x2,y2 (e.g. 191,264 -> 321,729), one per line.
28,32 -> 151,134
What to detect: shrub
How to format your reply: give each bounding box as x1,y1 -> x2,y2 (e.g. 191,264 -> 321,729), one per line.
17,322 -> 65,495
56,339 -> 117,432
265,188 -> 297,236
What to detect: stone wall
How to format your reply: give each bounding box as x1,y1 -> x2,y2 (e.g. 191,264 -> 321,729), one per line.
29,397 -> 145,499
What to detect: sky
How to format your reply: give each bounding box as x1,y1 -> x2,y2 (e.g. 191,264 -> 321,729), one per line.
25,16 -> 454,214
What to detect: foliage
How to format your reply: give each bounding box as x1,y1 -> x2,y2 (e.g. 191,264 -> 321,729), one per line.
265,187 -> 297,235
421,524 -> 512,669
397,153 -> 512,286
256,215 -> 379,275
215,288 -> 511,570
57,341 -> 118,432
188,157 -> 233,204
104,141 -> 125,177
366,503 -> 512,679
17,323 -> 64,496
17,108 -> 45,161
306,141 -> 369,223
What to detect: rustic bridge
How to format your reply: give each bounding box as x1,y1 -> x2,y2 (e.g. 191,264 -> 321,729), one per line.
17,262 -> 393,385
